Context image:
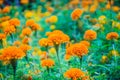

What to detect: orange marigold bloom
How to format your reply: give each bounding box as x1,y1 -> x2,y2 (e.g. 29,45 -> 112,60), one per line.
2,6 -> 10,13
19,44 -> 31,52
41,59 -> 55,67
31,23 -> 40,30
20,0 -> 29,4
48,30 -> 70,45
89,5 -> 97,13
39,38 -> 53,47
64,54 -> 71,61
84,30 -> 97,40
22,27 -> 32,36
0,0 -> 4,5
4,25 -> 16,35
106,32 -> 119,40
71,8 -> 83,20
66,43 -> 88,57
13,40 -> 21,46
112,6 -> 119,12
80,40 -> 90,47
1,16 -> 10,21
9,18 -> 20,26
26,19 -> 35,27
0,33 -> 6,40
22,37 -> 30,44
64,68 -> 85,80
0,46 -> 25,61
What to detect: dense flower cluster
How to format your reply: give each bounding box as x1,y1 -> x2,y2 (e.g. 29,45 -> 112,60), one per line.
41,59 -> 55,67
106,32 -> 119,40
48,30 -> 70,45
71,8 -> 83,20
64,68 -> 85,80
39,38 -> 53,47
0,46 -> 25,61
80,40 -> 90,47
84,30 -> 97,40
19,44 -> 31,52
66,43 -> 88,57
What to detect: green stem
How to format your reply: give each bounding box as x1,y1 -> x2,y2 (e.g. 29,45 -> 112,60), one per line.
0,40 -> 3,48
10,34 -> 14,43
112,43 -> 117,66
55,45 -> 63,75
79,57 -> 82,69
11,59 -> 17,80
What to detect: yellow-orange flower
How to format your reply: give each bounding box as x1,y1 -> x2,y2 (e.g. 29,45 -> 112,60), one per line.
71,8 -> 83,20
22,27 -> 32,36
112,6 -> 119,12
64,68 -> 85,80
9,18 -> 20,26
49,15 -> 58,23
0,16 -> 10,22
106,32 -> 119,40
13,40 -> 21,46
26,19 -> 35,27
0,46 -> 25,61
2,6 -> 10,13
64,54 -> 71,61
80,40 -> 90,47
39,38 -> 53,47
41,59 -> 55,67
66,43 -> 88,57
89,5 -> 97,13
31,23 -> 40,30
19,44 -> 31,52
48,30 -> 70,45
20,0 -> 29,4
0,33 -> 6,40
0,0 -> 4,5
4,25 -> 16,35
84,30 -> 97,40
22,37 -> 30,44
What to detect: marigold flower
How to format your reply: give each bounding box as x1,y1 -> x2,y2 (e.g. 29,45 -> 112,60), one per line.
31,23 -> 40,30
2,6 -> 10,13
9,18 -> 20,26
41,59 -> 55,68
101,55 -> 108,63
1,16 -> 10,21
19,44 -> 31,52
112,6 -> 119,12
0,0 -> 4,5
25,11 -> 33,18
20,0 -> 29,4
48,30 -> 70,45
106,32 -> 119,40
66,43 -> 88,57
84,30 -> 97,40
22,27 -> 32,36
106,3 -> 111,10
89,5 -> 97,13
49,15 -> 58,23
80,40 -> 90,47
0,46 -> 25,61
64,68 -> 85,80
64,54 -> 71,61
39,38 -> 53,47
22,37 -> 30,44
13,40 -> 21,46
0,33 -> 6,40
71,8 -> 83,20
26,19 -> 35,27
4,25 -> 16,35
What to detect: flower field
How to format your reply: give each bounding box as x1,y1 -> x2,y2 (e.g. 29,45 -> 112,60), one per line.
0,0 -> 120,80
